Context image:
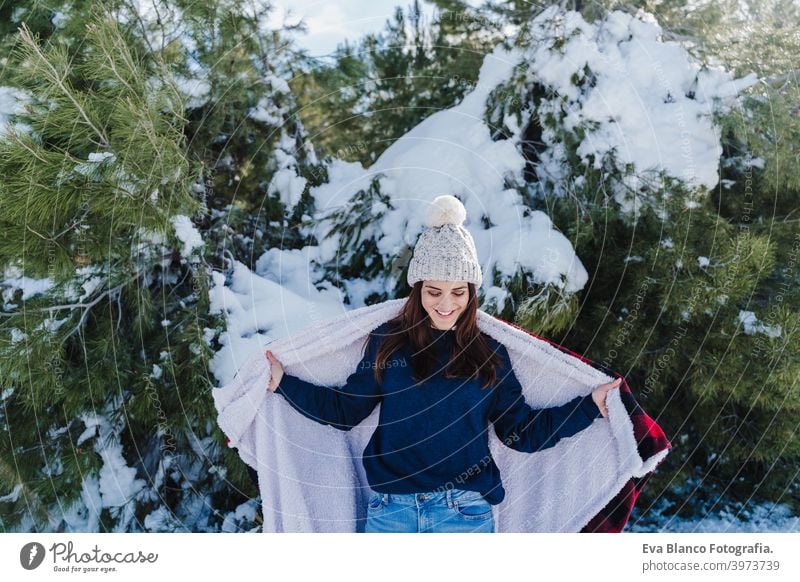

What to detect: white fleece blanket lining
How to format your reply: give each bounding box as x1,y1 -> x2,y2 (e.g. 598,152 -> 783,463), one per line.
214,298 -> 664,532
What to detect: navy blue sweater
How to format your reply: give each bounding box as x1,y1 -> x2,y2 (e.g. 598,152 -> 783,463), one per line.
275,322 -> 602,505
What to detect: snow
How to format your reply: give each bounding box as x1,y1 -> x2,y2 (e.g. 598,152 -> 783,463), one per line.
2,264 -> 54,303
738,310 -> 782,338
521,6 -> 758,214
51,11 -> 68,28
40,315 -> 69,333
254,247 -> 340,302
80,275 -> 104,300
79,408 -> 146,509
10,6 -> 26,22
203,327 -> 217,346
268,167 -> 308,208
265,72 -> 290,94
208,262 -> 346,386
248,76 -> 292,126
87,152 -> 116,163
57,265 -> 107,302
10,328 -> 28,344
221,499 -> 260,532
266,133 -> 309,210
482,285 -> 511,312
630,494 -> 798,533
248,98 -> 283,125
697,256 -> 710,268
132,228 -> 175,289
0,483 -> 23,503
97,445 -> 144,507
76,423 -> 97,447
269,7 -> 758,301
151,364 -> 163,380
168,74 -> 211,110
244,64 -> 296,133
171,214 -> 205,260
0,85 -> 30,137
42,453 -> 63,477
74,151 -> 117,177
61,475 -> 102,532
143,506 -> 176,531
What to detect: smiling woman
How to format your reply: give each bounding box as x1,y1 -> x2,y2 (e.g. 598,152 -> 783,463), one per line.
262,195 -> 621,533
421,280 -> 469,329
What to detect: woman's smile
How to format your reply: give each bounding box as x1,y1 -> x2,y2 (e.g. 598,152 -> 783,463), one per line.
422,280 -> 469,329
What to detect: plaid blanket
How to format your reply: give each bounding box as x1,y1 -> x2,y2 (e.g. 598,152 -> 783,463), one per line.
492,316 -> 672,532
215,298 -> 671,532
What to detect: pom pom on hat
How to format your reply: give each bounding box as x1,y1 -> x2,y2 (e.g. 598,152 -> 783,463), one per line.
425,195 -> 467,228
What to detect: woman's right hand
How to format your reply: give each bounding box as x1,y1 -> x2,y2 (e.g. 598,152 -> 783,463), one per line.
265,350 -> 284,393
591,377 -> 622,417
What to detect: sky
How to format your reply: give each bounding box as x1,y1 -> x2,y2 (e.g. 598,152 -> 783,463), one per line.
266,0 -> 481,57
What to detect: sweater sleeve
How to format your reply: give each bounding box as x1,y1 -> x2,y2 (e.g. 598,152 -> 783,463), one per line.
274,330 -> 382,431
489,344 -> 602,453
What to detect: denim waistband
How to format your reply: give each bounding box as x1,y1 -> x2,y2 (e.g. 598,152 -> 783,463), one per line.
375,488 -> 482,507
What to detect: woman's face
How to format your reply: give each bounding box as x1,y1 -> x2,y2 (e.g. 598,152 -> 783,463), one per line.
421,280 -> 469,330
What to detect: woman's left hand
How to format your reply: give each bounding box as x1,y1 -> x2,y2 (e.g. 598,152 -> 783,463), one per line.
591,377 -> 623,418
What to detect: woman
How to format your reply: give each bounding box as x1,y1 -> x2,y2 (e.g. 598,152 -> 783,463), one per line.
265,195 -> 621,533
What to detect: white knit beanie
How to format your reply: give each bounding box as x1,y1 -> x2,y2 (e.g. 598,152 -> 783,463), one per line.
406,195 -> 483,288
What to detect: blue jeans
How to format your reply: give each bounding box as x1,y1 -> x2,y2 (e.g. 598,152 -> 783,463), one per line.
364,488 -> 495,533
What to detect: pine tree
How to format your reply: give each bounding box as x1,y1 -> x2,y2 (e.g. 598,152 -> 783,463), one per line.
0,0 -> 316,531
595,0 -> 800,517
0,11 -> 204,531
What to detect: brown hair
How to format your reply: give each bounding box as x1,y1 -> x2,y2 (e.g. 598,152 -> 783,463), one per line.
368,281 -> 502,389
